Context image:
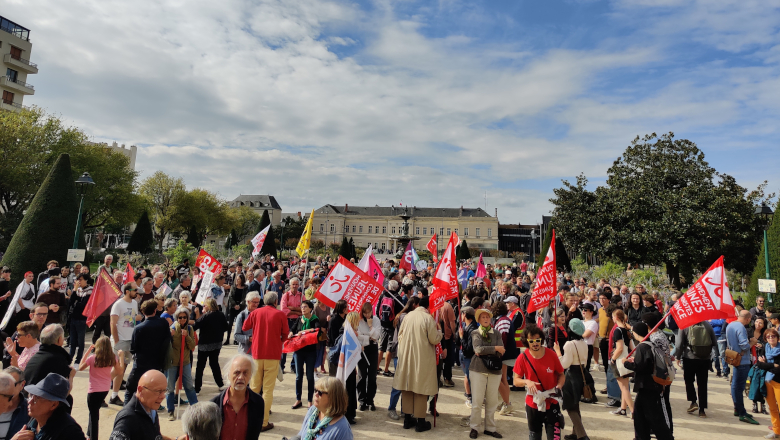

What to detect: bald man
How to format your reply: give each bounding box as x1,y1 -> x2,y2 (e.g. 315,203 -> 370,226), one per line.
726,310 -> 759,425
109,370 -> 172,440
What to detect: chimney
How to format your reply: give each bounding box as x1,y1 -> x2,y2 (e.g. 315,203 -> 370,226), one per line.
460,206 -> 463,216
345,204 -> 348,212
495,208 -> 498,218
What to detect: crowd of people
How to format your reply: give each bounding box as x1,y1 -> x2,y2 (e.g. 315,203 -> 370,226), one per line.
0,252 -> 773,440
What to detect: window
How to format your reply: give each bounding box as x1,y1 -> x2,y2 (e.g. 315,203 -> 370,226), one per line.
330,223 -> 335,232
9,46 -> 21,60
447,228 -> 451,235
368,226 -> 372,233
464,227 -> 469,236
376,226 -> 380,234
320,224 -> 324,232
382,226 -> 386,234
5,68 -> 17,82
488,228 -> 492,237
374,243 -> 378,249
440,228 -> 444,236
455,229 -> 458,235
476,228 -> 481,237
2,90 -> 13,105
392,226 -> 396,234
416,227 -> 420,235
423,227 -> 427,235
344,225 -> 349,233
352,225 -> 356,233
359,226 -> 363,233
381,243 -> 386,250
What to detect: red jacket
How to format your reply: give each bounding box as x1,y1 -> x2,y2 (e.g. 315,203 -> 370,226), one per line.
242,306 -> 290,360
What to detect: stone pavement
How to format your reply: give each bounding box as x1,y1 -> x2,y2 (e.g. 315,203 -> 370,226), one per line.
68,339 -> 769,439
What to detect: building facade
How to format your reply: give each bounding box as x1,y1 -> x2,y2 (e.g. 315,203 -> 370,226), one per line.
310,204 -> 499,252
229,195 -> 283,226
0,16 -> 36,111
498,224 -> 542,260
89,141 -> 138,169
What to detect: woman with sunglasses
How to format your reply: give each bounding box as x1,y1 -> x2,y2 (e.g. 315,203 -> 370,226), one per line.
166,307 -> 199,421
757,328 -> 780,438
293,376 -> 353,440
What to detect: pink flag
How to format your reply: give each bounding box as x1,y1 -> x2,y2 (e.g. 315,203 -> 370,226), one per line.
476,253 -> 486,279
357,245 -> 385,287
315,257 -> 384,312
670,256 -> 737,329
527,229 -> 556,314
399,241 -> 415,272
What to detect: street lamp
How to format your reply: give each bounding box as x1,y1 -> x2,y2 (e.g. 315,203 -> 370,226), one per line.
280,219 -> 286,260
757,203 -> 774,290
530,228 -> 537,265
72,172 -> 95,250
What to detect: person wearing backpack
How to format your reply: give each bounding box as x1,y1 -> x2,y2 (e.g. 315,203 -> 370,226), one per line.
624,322 -> 673,440
375,281 -> 404,377
674,319 -> 718,418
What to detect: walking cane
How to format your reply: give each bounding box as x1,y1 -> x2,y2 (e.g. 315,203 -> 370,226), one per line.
175,331 -> 185,419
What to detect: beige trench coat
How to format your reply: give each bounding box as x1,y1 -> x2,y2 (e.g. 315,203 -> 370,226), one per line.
392,307 -> 443,396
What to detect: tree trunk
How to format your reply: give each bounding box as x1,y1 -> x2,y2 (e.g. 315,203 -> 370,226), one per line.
666,261 -> 681,290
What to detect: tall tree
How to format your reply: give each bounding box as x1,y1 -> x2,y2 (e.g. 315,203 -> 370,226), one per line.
349,237 -> 357,260
339,237 -> 351,259
126,211 -> 154,254
457,240 -> 472,260
186,225 -> 203,249
255,210 -> 276,257
174,188 -> 232,241
230,206 -> 261,239
747,210 -> 779,308
139,171 -> 186,252
1,154 -> 78,286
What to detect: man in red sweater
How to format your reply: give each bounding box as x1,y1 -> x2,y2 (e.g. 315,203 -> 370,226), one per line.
241,291 -> 289,432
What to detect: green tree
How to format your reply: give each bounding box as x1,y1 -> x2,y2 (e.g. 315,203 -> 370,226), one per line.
747,211 -> 780,308
186,226 -> 202,248
349,237 -> 356,260
224,229 -> 238,250
255,210 -> 276,257
163,239 -> 197,266
230,206 -> 261,240
339,237 -> 351,259
457,240 -> 472,260
126,211 -> 154,253
1,154 -> 78,285
175,188 -> 233,241
139,171 -> 186,252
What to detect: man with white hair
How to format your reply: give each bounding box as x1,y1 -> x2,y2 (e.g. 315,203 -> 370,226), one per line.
234,292 -> 261,354
181,402 -> 222,440
210,355 -> 263,440
102,255 -> 114,273
23,324 -> 75,408
0,371 -> 28,439
247,270 -> 265,299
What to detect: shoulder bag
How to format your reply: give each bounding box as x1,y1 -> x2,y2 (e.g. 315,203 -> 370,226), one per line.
573,343 -> 593,400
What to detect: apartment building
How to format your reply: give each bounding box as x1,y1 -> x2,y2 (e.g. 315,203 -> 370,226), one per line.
0,16 -> 36,111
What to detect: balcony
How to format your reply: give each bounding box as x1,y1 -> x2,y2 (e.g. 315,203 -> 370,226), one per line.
0,16 -> 30,41
4,54 -> 37,74
0,76 -> 34,95
0,99 -> 22,112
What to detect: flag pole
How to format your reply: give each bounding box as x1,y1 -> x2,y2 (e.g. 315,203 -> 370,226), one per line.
176,331 -> 185,419
626,309 -> 673,358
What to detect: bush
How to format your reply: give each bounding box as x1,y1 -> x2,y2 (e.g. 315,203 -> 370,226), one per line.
163,240 -> 197,266
126,211 -> 154,253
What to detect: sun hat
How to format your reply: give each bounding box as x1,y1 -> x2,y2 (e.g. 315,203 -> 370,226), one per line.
24,373 -> 70,407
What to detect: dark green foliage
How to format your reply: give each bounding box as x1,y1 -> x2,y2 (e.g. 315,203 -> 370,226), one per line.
457,240 -> 472,260
537,227 -> 553,268
224,229 -> 238,250
256,210 -> 277,257
186,225 -> 202,248
1,154 -> 78,286
349,238 -> 356,260
256,210 -> 270,234
747,213 -> 780,308
339,237 -> 351,259
126,211 -> 154,253
536,226 -> 571,272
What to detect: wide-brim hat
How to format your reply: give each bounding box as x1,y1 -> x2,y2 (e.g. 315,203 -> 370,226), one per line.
474,308 -> 493,322
25,373 -> 70,406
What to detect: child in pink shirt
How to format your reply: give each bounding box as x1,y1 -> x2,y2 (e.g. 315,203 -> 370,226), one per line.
79,336 -> 124,440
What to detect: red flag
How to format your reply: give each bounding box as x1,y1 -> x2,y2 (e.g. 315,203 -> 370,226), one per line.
82,267 -> 123,327
527,229 -> 557,314
315,257 -> 384,311
476,253 -> 487,279
122,262 -> 135,285
196,249 -> 223,274
429,285 -> 447,315
670,256 -> 737,329
399,242 -> 415,272
433,232 -> 459,301
426,234 -> 438,263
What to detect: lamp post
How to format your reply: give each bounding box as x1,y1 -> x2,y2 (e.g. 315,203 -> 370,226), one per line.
279,219 -> 286,260
72,172 -> 95,250
757,203 -> 774,301
530,229 -> 537,265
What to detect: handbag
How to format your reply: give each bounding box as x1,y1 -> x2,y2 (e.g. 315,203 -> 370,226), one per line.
481,354 -> 503,371
610,328 -> 632,377
574,344 -> 593,400
725,348 -> 743,367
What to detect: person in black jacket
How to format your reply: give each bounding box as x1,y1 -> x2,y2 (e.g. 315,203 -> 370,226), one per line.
110,370 -> 167,440
193,298 -> 228,393
226,272 -> 247,345
376,282 -> 404,376
124,299 -> 172,405
459,306 -> 478,408
68,274 -> 91,365
211,354 -> 263,440
289,300 -> 321,409
24,325 -> 74,410
23,373 -> 85,440
623,322 -> 673,440
327,300 -> 348,353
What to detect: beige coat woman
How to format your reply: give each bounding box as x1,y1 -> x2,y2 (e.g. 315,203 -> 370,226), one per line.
392,306 -> 443,396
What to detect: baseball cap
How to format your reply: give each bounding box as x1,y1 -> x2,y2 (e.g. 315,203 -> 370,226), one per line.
504,296 -> 519,304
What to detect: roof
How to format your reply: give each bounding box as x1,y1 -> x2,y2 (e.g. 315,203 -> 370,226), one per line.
230,195 -> 282,210
313,204 -> 492,218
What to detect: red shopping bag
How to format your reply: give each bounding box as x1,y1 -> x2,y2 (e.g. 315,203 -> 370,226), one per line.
283,328 -> 321,353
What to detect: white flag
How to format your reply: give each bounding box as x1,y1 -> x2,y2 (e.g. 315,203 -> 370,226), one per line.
195,271 -> 214,305
357,244 -> 373,273
336,323 -> 362,385
251,225 -> 271,257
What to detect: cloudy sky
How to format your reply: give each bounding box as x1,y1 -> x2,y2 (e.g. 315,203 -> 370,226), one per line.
9,0 -> 780,224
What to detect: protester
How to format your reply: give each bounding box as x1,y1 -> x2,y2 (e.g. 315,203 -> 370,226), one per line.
226,271 -> 247,345
10,272 -> 36,331
338,312 -> 360,425
233,291 -> 261,355
36,276 -> 66,326
439,298 -> 458,388
728,309 -> 760,425
241,291 -> 289,432
193,298 -> 228,394
210,354 -> 263,440
553,318 -> 592,440
20,373 -> 85,440
356,302 -> 380,412
290,300 -> 321,410
4,321 -> 40,371
327,301 -> 348,375
67,274 -> 91,365
313,298 -> 331,375
167,307 -> 199,421
180,402 -> 221,440
110,370 -> 167,440
460,306 -> 478,409
673,317 -> 717,418
0,371 -> 27,440
78,336 -> 124,440
386,297 -> 420,420
280,277 -> 303,374
109,282 -> 140,406
751,317 -> 770,414
609,309 -> 634,417
393,296 -> 442,432
513,324 -> 565,440
293,377 -> 353,440
490,300 -> 513,415
162,299 -> 178,326
23,325 -> 74,402
751,297 -> 768,320
468,308 -> 504,439
756,327 -> 780,439
125,299 -> 172,405
376,281 -> 403,376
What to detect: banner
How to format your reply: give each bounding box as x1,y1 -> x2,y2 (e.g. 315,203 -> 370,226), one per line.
476,253 -> 487,279
194,271 -> 215,305
432,232 -> 459,301
336,323 -> 362,385
283,328 -> 320,353
251,225 -> 270,257
429,285 -> 448,315
527,229 -> 556,314
157,283 -> 172,298
195,249 -> 223,275
296,210 -> 314,257
457,268 -> 469,290
399,241 -> 416,272
357,245 -> 385,286
314,257 -> 383,311
122,263 -> 136,286
81,267 -> 123,327
427,234 -> 438,263
670,256 -> 737,329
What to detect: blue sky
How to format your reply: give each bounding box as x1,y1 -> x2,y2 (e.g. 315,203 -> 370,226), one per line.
8,0 -> 780,223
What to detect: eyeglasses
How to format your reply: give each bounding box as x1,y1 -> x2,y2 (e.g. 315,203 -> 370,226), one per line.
0,393 -> 12,402
768,335 -> 778,339
16,332 -> 27,338
313,389 -> 328,397
527,338 -> 543,344
143,386 -> 167,395
177,316 -> 188,320
33,313 -> 48,317
125,288 -> 138,292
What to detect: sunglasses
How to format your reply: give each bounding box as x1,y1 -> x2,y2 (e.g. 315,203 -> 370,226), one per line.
313,389 -> 328,397
527,338 -> 543,344
126,288 -> 138,292
177,316 -> 188,320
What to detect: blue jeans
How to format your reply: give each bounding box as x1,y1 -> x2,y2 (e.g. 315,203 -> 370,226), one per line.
166,364 -> 198,412
717,340 -> 729,376
459,351 -> 472,382
294,350 -> 317,402
606,365 -> 621,401
388,387 -> 402,411
68,319 -> 87,363
732,364 -> 751,416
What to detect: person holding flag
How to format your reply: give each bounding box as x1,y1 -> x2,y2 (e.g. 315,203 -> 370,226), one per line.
728,309 -> 760,425
296,210 -> 315,258
334,312 -> 361,425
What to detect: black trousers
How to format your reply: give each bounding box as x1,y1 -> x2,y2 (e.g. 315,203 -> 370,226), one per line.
357,343 -> 378,405
195,349 -> 223,392
87,391 -> 108,440
91,315 -> 111,344
525,402 -> 565,440
225,308 -> 240,343
682,358 -> 709,409
125,365 -> 149,404
442,337 -> 454,380
634,389 -> 673,440
586,344 -> 594,371
329,360 -> 356,420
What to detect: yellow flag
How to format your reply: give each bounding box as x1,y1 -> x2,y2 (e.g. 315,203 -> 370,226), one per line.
296,210 -> 314,257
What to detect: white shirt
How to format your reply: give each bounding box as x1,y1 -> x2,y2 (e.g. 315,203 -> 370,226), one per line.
583,319 -> 599,346
111,298 -> 138,342
558,339 -> 589,369
14,281 -> 35,313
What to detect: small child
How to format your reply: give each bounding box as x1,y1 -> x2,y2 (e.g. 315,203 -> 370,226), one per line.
79,336 -> 124,440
